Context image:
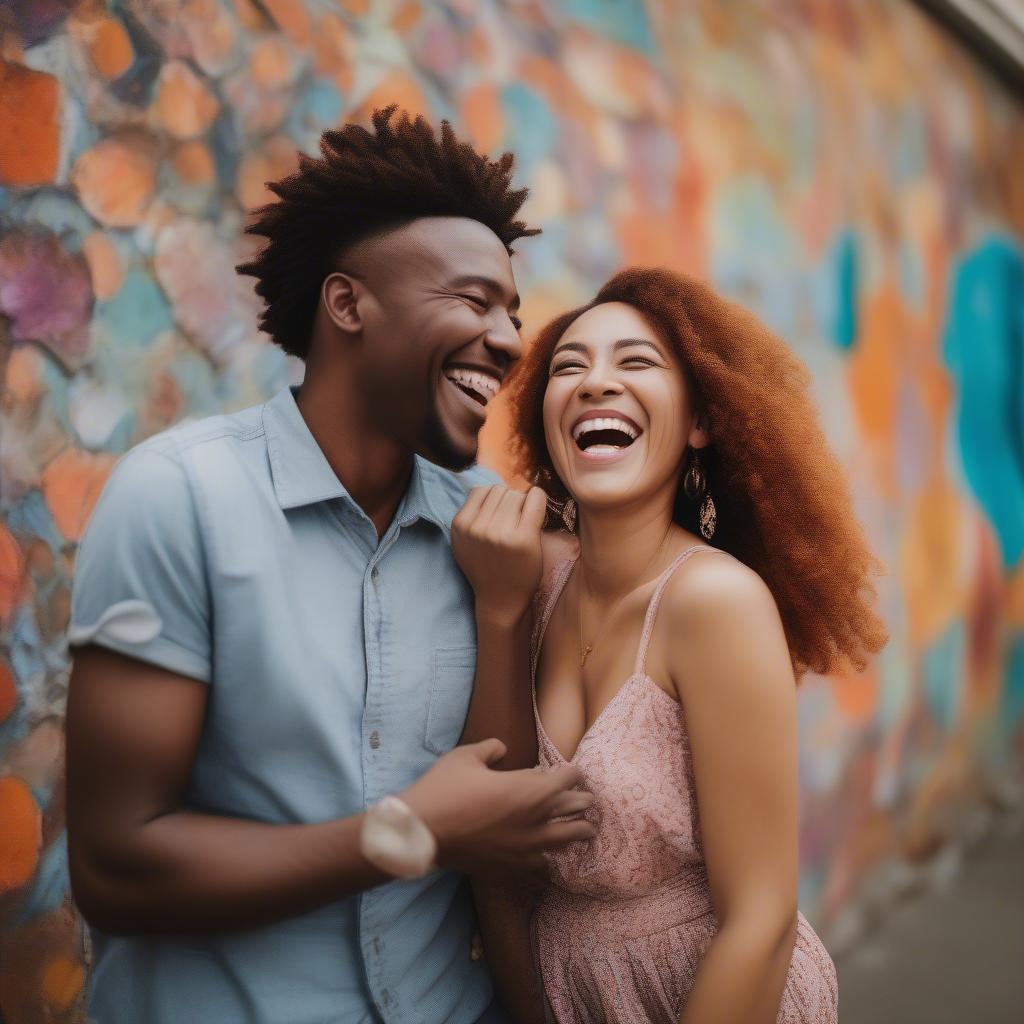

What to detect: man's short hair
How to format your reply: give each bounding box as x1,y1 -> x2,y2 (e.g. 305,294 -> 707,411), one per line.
237,105 -> 539,359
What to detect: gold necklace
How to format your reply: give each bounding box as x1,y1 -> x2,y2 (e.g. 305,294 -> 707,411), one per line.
577,537 -> 670,668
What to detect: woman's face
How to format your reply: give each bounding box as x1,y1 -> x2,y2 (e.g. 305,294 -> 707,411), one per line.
542,301 -> 700,513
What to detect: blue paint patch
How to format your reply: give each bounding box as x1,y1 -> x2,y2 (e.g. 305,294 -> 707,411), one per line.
998,632 -> 1024,745
94,269 -> 174,349
12,836 -> 69,925
943,235 -> 1024,569
286,78 -> 345,154
561,0 -> 655,54
500,84 -> 558,175
922,620 -> 965,732
833,229 -> 859,350
5,491 -> 64,552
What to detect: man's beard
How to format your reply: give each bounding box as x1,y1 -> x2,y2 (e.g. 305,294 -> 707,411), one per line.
420,402 -> 477,471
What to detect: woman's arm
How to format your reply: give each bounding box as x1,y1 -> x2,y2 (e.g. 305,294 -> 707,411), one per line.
453,485 -> 591,1022
663,555 -> 800,1024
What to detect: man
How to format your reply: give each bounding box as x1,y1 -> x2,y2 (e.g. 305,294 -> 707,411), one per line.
65,107 -> 591,1024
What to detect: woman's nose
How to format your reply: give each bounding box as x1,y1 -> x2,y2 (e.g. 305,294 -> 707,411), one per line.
578,366 -> 624,399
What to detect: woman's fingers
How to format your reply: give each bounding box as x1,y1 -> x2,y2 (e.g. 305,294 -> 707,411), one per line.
519,486 -> 548,530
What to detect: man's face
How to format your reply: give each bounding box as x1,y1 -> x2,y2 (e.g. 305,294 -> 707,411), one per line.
344,217 -> 523,470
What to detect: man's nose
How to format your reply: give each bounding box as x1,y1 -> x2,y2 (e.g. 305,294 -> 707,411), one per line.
485,313 -> 524,363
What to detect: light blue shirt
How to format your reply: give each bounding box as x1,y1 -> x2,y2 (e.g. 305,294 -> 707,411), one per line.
69,386 -> 497,1024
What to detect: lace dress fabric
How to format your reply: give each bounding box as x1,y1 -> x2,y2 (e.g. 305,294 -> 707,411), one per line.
531,547 -> 838,1024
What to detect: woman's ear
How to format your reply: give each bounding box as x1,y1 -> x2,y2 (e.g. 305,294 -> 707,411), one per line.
322,272 -> 364,335
688,413 -> 710,450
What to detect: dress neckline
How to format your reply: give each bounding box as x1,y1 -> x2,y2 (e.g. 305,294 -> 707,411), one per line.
531,545 -> 717,764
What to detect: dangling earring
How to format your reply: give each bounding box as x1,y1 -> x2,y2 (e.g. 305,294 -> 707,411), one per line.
545,495 -> 577,534
683,448 -> 716,540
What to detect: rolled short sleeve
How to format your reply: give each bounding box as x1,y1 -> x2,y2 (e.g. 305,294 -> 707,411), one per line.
69,446 -> 212,683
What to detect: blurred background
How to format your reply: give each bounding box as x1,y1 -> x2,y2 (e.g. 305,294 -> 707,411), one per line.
0,1 -> 1021,1021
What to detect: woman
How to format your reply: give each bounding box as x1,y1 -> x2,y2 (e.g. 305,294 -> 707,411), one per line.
455,267 -> 887,1024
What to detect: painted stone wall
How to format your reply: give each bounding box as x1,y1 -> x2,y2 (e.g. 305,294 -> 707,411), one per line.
1,0 -> 1022,1020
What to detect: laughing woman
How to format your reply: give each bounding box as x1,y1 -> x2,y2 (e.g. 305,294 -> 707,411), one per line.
454,268 -> 887,1024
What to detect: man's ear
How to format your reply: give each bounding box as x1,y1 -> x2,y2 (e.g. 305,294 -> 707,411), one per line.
322,272 -> 364,336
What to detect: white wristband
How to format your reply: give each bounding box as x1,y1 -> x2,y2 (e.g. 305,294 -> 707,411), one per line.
359,796 -> 439,879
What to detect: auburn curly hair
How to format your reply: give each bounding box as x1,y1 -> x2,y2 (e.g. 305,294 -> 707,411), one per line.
237,105 -> 539,358
507,267 -> 888,678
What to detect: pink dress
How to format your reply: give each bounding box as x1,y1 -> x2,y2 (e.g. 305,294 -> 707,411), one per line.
531,547 -> 838,1024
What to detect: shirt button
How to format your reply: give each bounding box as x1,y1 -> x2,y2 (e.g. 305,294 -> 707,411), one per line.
369,730 -> 380,749
371,567 -> 380,581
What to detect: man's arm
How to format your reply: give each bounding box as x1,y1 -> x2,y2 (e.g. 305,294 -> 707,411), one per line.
66,646 -> 388,934
67,646 -> 593,937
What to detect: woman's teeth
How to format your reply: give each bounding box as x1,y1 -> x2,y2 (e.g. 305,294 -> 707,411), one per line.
445,367 -> 500,406
572,417 -> 640,451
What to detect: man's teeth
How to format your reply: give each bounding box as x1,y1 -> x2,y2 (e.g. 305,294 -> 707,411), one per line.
445,368 -> 500,406
572,417 -> 640,443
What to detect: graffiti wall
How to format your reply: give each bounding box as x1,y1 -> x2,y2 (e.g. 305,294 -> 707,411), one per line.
1,0 -> 1022,1019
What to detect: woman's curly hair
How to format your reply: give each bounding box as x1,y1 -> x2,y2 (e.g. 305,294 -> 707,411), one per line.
507,267 -> 888,678
237,105 -> 539,358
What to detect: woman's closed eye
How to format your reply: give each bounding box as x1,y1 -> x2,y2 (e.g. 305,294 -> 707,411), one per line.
550,357 -> 659,374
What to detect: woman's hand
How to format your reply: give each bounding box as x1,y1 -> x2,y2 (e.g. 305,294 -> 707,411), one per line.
452,484 -> 548,626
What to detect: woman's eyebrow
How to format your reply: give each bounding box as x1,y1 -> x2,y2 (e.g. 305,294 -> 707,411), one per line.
551,338 -> 661,357
613,337 -> 661,353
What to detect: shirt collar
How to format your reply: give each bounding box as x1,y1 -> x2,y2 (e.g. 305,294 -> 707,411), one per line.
263,387 -> 449,533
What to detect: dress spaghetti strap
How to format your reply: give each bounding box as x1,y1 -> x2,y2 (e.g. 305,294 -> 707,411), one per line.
633,545 -> 722,678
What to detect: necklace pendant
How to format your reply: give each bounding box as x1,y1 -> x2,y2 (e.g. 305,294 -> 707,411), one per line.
580,644 -> 593,667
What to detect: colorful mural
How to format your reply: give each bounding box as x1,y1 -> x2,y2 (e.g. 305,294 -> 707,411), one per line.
1,0 -> 1022,1019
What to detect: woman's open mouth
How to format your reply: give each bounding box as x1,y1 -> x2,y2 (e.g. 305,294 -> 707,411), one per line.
571,414 -> 642,462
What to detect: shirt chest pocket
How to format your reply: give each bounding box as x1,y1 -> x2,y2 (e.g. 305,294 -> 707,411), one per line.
424,646 -> 476,755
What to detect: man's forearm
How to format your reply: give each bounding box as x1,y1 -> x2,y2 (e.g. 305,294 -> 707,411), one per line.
71,810 -> 389,935
461,607 -> 537,769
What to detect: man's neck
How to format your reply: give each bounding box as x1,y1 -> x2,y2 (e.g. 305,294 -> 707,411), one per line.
296,374 -> 413,540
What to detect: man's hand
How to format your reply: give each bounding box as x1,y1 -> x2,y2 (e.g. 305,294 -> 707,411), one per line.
402,738 -> 593,874
452,485 -> 548,626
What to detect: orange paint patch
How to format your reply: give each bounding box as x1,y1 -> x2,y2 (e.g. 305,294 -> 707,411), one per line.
0,524 -> 25,623
391,1 -> 422,33
460,83 -> 503,153
4,345 -> 43,402
72,134 -> 158,228
356,72 -> 431,124
41,957 -> 86,1012
40,449 -> 116,543
312,13 -> 352,75
0,776 -> 41,892
0,61 -> 59,186
0,662 -> 16,723
847,285 -> 908,497
340,0 -> 370,14
828,667 -> 879,723
261,0 -> 311,44
152,61 -> 220,140
235,137 -> 298,212
899,479 -> 967,650
172,139 -> 215,185
89,18 -> 133,79
250,36 -> 293,89
82,232 -> 123,300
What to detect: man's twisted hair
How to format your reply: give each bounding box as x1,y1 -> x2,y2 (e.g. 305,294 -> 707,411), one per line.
237,105 -> 539,358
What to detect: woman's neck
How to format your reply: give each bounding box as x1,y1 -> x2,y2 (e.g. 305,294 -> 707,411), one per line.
575,498 -> 678,602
